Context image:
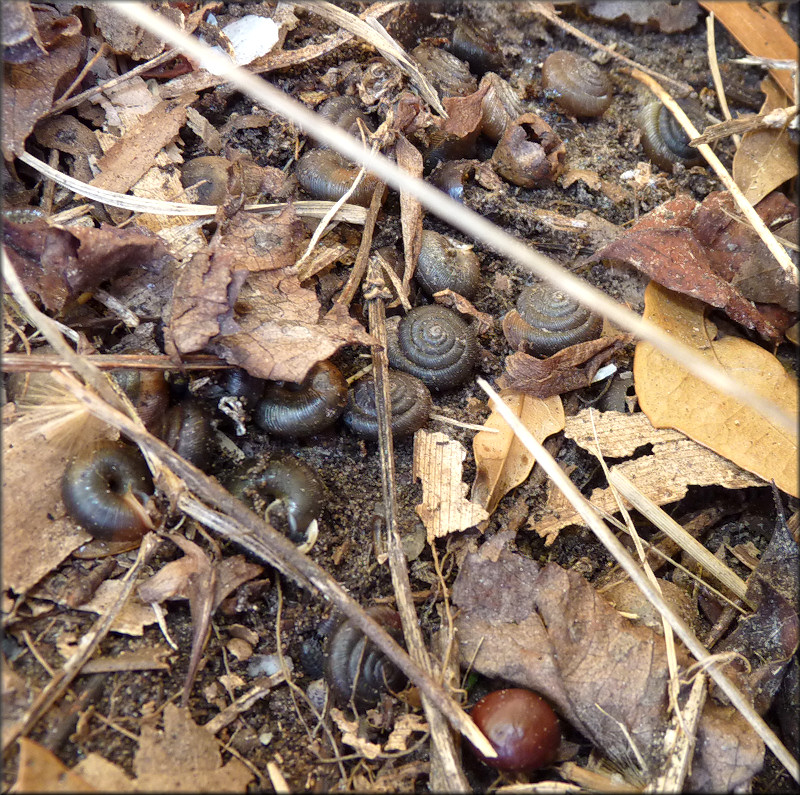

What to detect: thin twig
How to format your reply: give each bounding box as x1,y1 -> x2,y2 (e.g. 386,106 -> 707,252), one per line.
104,2 -> 796,435
2,353 -> 230,372
706,12 -> 740,147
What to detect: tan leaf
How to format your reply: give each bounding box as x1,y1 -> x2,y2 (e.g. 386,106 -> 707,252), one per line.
472,390 -> 564,514
733,77 -> 799,205
413,429 -> 489,541
329,708 -> 382,760
14,738 -> 97,793
634,282 -> 798,496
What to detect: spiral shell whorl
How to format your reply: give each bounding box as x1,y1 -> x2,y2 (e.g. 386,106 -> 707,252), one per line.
638,98 -> 706,171
343,370 -> 431,440
415,230 -> 481,299
541,50 -> 613,118
502,283 -> 602,356
296,149 -> 381,208
387,305 -> 478,390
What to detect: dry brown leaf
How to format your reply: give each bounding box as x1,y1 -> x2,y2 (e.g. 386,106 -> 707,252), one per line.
73,704 -> 253,792
472,390 -> 564,514
733,77 -> 799,206
396,134 -> 423,292
61,580 -> 159,636
534,410 -> 765,543
14,738 -> 96,793
587,1 -> 701,32
383,714 -> 429,753
561,168 -> 633,205
432,289 -> 494,335
413,429 -> 489,541
634,282 -> 798,496
329,708 -> 382,760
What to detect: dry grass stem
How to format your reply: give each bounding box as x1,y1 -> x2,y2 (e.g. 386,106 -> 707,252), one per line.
706,12 -> 740,147
2,353 -> 230,372
107,1 -> 795,435
476,377 -> 799,783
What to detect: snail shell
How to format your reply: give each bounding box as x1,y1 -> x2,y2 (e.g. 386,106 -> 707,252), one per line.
502,283 -> 602,356
61,440 -> 154,542
314,96 -> 373,142
415,230 -> 481,299
296,149 -> 382,208
254,360 -> 348,438
424,128 -> 478,172
180,156 -> 230,205
343,370 -> 432,440
449,20 -> 502,75
430,159 -> 474,202
324,606 -> 407,709
479,73 -> 523,142
386,305 -> 478,390
411,44 -> 477,98
111,366 -> 169,431
491,112 -> 566,187
159,400 -> 215,471
224,368 -> 265,406
638,98 -> 706,171
541,50 -> 613,118
226,457 -> 324,544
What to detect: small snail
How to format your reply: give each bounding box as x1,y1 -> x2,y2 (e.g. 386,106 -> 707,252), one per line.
254,361 -> 348,438
386,305 -> 478,390
323,606 -> 407,709
314,96 -> 373,141
411,44 -> 478,98
469,689 -> 561,773
502,283 -> 602,356
424,128 -> 478,172
180,156 -> 230,205
415,230 -> 481,299
159,400 -> 215,471
224,367 -> 265,406
430,160 -> 473,202
479,73 -> 523,143
61,440 -> 154,542
226,457 -> 324,545
637,97 -> 706,171
449,20 -> 502,75
296,149 -> 382,208
541,50 -> 613,118
491,113 -> 566,187
111,365 -> 169,431
342,370 -> 432,440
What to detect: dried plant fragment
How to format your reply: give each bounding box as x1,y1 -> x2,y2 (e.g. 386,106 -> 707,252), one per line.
413,429 -> 489,541
433,290 -> 494,335
535,410 -> 765,543
472,390 -> 564,514
634,282 -> 798,496
587,1 -> 701,33
501,335 -> 634,399
14,738 -> 95,793
452,543 -> 763,790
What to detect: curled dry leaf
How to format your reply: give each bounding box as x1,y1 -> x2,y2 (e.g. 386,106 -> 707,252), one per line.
413,429 -> 489,541
634,282 -> 798,496
500,335 -> 635,399
472,390 -> 564,515
452,542 -> 764,790
432,289 -> 494,335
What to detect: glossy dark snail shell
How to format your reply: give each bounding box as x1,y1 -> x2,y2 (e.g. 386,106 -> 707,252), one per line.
254,360 -> 348,438
386,305 -> 478,390
180,156 -> 230,205
541,50 -> 613,118
296,149 -> 382,208
415,230 -> 481,299
324,606 -> 407,709
224,368 -> 265,405
411,44 -> 477,98
638,98 -> 706,171
314,96 -> 373,141
61,440 -> 154,542
111,367 -> 169,431
424,128 -> 478,172
430,160 -> 474,202
449,20 -> 502,75
502,283 -> 602,356
159,400 -> 214,471
343,370 -> 432,440
226,457 -> 324,544
479,73 -> 523,142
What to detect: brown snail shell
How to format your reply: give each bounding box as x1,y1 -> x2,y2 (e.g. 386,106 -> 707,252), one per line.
415,230 -> 481,299
343,370 -> 432,440
61,440 -> 154,542
254,360 -> 348,438
159,400 -> 215,471
541,50 -> 613,118
638,98 -> 706,171
386,305 -> 478,390
491,112 -> 566,187
323,606 -> 407,709
411,44 -> 477,98
479,73 -> 523,142
296,149 -> 382,208
111,366 -> 169,432
314,96 -> 373,142
502,283 -> 602,356
449,20 -> 502,75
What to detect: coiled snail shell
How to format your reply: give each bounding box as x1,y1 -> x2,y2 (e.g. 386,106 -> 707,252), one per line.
411,44 -> 477,98
343,370 -> 432,440
386,305 -> 478,390
541,50 -> 613,118
415,230 -> 481,299
61,440 -> 154,542
224,368 -> 265,406
111,366 -> 169,431
479,73 -> 523,142
159,400 -> 215,471
324,606 -> 407,709
449,20 -> 502,75
254,361 -> 348,438
637,97 -> 706,171
314,96 -> 373,142
502,283 -> 602,356
296,149 -> 382,208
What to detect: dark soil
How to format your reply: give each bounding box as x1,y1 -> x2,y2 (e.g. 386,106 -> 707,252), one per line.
3,2 -> 796,792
